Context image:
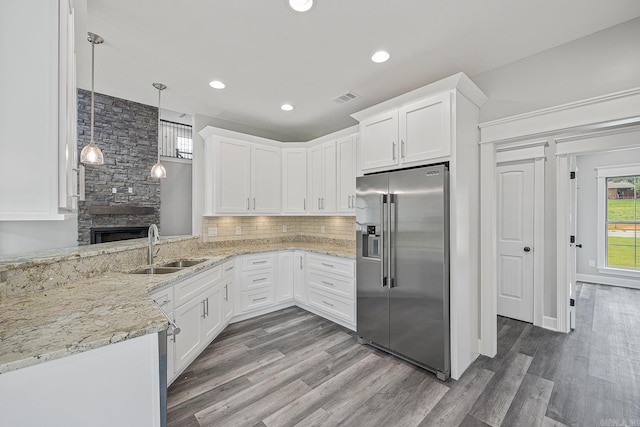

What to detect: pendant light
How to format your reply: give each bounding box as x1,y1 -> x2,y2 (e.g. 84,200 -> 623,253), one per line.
151,83 -> 167,179
80,32 -> 105,165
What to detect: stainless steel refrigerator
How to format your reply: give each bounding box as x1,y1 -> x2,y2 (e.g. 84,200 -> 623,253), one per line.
356,164 -> 450,380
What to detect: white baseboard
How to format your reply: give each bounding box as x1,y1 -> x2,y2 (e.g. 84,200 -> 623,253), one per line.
229,301 -> 296,324
542,316 -> 557,331
295,301 -> 356,332
577,273 -> 640,290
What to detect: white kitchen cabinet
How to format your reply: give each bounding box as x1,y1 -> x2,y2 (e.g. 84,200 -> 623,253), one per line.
293,252 -> 306,304
308,141 -> 336,213
212,137 -> 251,213
201,284 -> 223,342
399,93 -> 451,165
239,253 -> 277,314
359,110 -> 398,172
337,136 -> 356,213
150,287 -> 175,383
173,294 -> 203,374
251,144 -> 281,213
357,92 -> 452,173
304,253 -> 355,329
221,275 -> 234,324
210,136 -> 281,214
0,0 -> 77,220
282,148 -> 308,213
277,252 -> 294,302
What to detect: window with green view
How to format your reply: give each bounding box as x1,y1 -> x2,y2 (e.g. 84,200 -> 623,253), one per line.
606,176 -> 639,269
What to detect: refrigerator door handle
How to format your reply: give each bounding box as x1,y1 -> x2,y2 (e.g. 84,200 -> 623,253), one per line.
388,193 -> 396,288
380,193 -> 388,288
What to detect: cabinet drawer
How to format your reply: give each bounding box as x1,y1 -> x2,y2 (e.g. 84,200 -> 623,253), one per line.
174,266 -> 221,308
307,270 -> 354,299
308,287 -> 355,323
150,287 -> 174,314
242,253 -> 275,271
241,288 -> 275,312
307,254 -> 354,278
240,268 -> 274,292
222,259 -> 236,276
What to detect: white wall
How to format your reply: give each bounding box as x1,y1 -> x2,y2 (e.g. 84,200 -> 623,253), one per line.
576,145 -> 640,283
160,158 -> 192,236
0,219 -> 78,257
473,17 -> 640,123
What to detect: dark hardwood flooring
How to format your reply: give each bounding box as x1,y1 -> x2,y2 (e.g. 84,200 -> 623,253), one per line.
167,283 -> 640,426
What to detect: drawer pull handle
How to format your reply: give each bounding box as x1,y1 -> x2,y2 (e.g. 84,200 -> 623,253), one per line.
157,299 -> 171,306
253,260 -> 267,265
253,277 -> 268,282
253,297 -> 268,302
321,281 -> 334,286
225,266 -> 234,271
322,300 -> 334,308
321,263 -> 334,268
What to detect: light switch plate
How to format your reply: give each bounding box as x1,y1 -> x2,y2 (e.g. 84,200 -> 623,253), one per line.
112,187 -> 117,194
589,260 -> 595,267
236,226 -> 242,235
320,225 -> 325,233
128,187 -> 133,194
208,227 -> 218,237
283,225 -> 287,233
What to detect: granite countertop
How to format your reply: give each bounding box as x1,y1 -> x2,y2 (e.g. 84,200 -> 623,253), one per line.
0,241 -> 354,374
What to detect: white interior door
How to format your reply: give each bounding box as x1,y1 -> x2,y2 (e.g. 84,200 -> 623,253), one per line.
497,161 -> 535,323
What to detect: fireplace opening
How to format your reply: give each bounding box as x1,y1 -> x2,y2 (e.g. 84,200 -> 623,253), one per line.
90,226 -> 149,244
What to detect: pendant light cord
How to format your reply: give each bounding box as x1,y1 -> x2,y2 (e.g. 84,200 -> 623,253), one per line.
90,38 -> 95,144
157,88 -> 162,162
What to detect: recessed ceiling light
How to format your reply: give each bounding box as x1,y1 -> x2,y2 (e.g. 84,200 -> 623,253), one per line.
371,51 -> 390,63
281,104 -> 294,111
288,0 -> 313,13
209,80 -> 225,89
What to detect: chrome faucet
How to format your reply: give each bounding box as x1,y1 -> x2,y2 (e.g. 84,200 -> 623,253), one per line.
148,224 -> 160,265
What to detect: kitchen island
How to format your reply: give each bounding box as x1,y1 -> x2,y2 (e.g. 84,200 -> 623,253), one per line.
0,236 -> 354,427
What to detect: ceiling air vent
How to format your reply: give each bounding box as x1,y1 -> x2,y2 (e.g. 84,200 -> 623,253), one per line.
333,91 -> 359,104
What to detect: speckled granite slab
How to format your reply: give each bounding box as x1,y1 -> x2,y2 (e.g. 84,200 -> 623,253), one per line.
0,239 -> 354,374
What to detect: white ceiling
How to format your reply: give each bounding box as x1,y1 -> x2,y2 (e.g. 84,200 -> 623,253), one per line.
79,0 -> 640,141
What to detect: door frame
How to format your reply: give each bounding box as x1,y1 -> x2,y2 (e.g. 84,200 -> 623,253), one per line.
479,87 -> 640,357
495,157 -> 542,325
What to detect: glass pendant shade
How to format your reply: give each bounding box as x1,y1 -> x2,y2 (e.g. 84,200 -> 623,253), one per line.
151,161 -> 167,179
80,141 -> 104,165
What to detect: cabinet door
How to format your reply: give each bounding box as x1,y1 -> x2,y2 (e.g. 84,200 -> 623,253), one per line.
167,312 -> 176,385
173,297 -> 203,373
201,285 -> 223,342
277,252 -> 294,302
221,276 -> 234,324
214,137 -> 251,213
360,110 -> 398,172
322,142 -> 337,212
251,144 -> 281,213
308,146 -> 324,213
282,148 -> 308,213
399,93 -> 451,164
337,136 -> 356,213
293,252 -> 307,304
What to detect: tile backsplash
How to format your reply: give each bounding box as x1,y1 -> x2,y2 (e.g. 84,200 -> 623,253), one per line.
202,216 -> 355,243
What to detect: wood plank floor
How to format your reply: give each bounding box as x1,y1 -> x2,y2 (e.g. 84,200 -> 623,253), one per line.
167,283 -> 640,427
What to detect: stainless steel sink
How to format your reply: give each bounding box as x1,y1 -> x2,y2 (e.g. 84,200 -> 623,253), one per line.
130,267 -> 183,275
159,259 -> 206,268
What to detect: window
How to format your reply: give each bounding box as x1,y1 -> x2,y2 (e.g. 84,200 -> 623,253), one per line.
159,120 -> 193,159
597,164 -> 640,275
606,176 -> 639,269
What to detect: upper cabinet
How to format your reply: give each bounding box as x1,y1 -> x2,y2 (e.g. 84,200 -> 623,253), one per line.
282,148 -> 308,214
358,92 -> 451,174
0,0 -> 77,220
308,141 -> 336,213
206,136 -> 281,215
337,136 -> 356,214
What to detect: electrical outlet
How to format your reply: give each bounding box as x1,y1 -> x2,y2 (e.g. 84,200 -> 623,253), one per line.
208,227 -> 218,237
236,226 -> 242,235
589,260 -> 595,267
111,187 -> 117,194
283,225 -> 287,233
320,225 -> 325,233
128,187 -> 133,194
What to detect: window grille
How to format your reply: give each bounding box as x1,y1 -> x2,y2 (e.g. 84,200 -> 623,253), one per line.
159,119 -> 193,159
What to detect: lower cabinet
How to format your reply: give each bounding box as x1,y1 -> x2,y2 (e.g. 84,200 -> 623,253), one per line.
277,252 -> 295,302
239,253 -> 278,314
293,251 -> 307,304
